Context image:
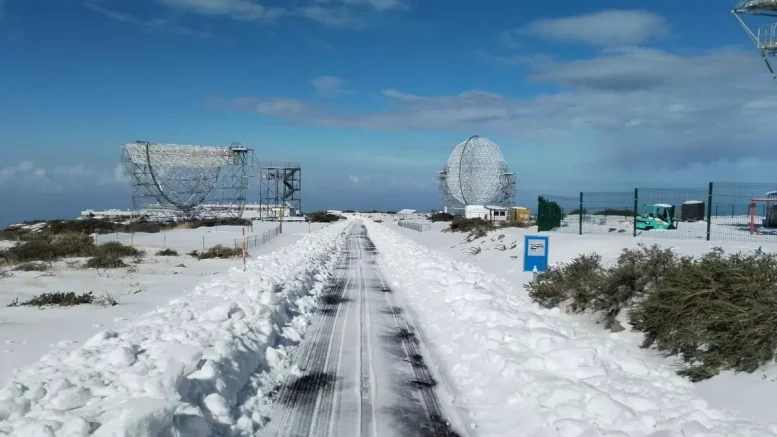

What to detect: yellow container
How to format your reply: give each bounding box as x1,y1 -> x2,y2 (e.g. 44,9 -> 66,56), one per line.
511,207 -> 530,222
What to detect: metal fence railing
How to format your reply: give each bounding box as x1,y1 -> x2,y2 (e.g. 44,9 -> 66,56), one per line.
398,220 -> 431,232
234,225 -> 281,249
538,182 -> 777,243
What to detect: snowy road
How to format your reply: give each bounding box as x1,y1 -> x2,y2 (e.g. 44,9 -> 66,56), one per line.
262,224 -> 460,437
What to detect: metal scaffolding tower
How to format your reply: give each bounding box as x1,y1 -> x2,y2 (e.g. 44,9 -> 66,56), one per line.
733,0 -> 777,81
258,162 -> 302,220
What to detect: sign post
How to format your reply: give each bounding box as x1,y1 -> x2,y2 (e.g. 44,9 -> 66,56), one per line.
523,235 -> 549,283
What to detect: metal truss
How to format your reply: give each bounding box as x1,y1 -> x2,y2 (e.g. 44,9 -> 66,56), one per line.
437,135 -> 516,212
733,0 -> 777,81
121,141 -> 254,221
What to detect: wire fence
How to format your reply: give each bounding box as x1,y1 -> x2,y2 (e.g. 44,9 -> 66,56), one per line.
538,182 -> 777,243
398,220 -> 431,232
234,225 -> 281,249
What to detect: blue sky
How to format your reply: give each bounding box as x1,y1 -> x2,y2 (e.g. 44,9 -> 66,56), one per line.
2,0 -> 777,226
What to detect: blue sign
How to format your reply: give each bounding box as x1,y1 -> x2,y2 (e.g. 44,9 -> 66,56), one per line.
523,235 -> 549,272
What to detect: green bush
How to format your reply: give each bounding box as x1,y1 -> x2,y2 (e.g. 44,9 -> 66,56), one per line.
430,212 -> 455,222
569,208 -> 587,215
0,235 -> 142,267
307,212 -> 340,223
13,262 -> 50,272
629,247 -> 777,381
197,245 -> 243,259
156,248 -> 179,256
526,244 -> 681,330
85,255 -> 128,269
92,241 -> 143,258
8,292 -> 94,307
189,218 -> 251,228
446,218 -> 495,239
500,220 -> 530,228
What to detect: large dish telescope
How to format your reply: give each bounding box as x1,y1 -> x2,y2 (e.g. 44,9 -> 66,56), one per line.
121,141 -> 254,220
437,135 -> 516,212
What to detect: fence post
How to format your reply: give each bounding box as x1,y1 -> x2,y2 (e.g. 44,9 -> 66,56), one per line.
633,188 -> 638,238
706,182 -> 713,241
242,227 -> 246,271
579,192 -> 584,235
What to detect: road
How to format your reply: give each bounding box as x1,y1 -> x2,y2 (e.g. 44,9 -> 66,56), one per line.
261,224 -> 461,437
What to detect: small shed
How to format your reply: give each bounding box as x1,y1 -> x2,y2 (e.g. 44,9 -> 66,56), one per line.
511,207 -> 530,222
681,201 -> 705,222
464,205 -> 489,220
397,209 -> 417,220
485,205 -> 508,222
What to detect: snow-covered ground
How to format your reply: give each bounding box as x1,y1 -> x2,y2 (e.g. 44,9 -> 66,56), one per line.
387,219 -> 777,434
0,222 -> 329,387
557,214 -> 777,242
0,221 -> 348,436
94,221 -> 288,252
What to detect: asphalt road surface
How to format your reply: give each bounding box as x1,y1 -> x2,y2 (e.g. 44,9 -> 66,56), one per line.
261,224 -> 461,437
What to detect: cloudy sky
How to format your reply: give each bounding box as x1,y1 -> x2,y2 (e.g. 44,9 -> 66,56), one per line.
1,0 -> 776,225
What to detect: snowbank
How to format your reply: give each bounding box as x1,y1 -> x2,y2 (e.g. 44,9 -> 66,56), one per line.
0,222 -> 351,437
364,220 -> 777,437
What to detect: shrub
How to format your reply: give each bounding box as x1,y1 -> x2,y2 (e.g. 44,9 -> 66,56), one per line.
197,245 -> 243,259
629,247 -> 777,381
85,256 -> 128,269
430,212 -> 455,222
156,248 -> 179,256
8,292 -> 94,307
307,212 -> 340,223
13,262 -> 50,272
1,233 -> 94,263
92,241 -> 143,258
527,253 -> 605,311
446,218 -> 495,239
189,218 -> 251,228
500,220 -> 530,228
569,208 -> 588,215
526,244 -> 681,330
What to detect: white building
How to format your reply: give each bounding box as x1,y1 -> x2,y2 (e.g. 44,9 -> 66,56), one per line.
485,205 -> 508,222
464,205 -> 489,220
397,209 -> 417,220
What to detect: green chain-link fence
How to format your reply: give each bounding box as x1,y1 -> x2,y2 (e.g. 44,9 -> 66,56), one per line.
536,182 -> 777,243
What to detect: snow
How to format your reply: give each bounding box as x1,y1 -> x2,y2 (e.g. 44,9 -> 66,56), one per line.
94,221 -> 285,253
0,221 -> 347,436
0,222 -> 330,387
366,219 -> 777,436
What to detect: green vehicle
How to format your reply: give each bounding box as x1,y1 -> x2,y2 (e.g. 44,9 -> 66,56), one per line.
636,203 -> 677,231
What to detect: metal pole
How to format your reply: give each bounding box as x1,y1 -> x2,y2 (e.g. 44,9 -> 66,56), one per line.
578,192 -> 583,236
706,182 -> 713,241
242,227 -> 246,271
633,188 -> 638,238
280,206 -> 284,234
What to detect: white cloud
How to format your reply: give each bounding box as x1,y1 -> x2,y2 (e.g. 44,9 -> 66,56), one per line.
349,175 -> 360,184
311,75 -> 345,96
156,0 -> 284,21
516,9 -> 669,47
382,89 -> 420,101
85,1 -> 221,38
0,161 -> 126,192
221,46 -> 777,175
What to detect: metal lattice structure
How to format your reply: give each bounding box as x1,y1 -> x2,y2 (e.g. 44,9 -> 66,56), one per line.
258,162 -> 302,220
437,135 -> 516,213
733,0 -> 777,81
121,141 -> 254,221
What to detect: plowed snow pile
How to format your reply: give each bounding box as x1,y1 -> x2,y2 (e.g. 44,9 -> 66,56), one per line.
0,222 -> 350,437
364,220 -> 777,437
